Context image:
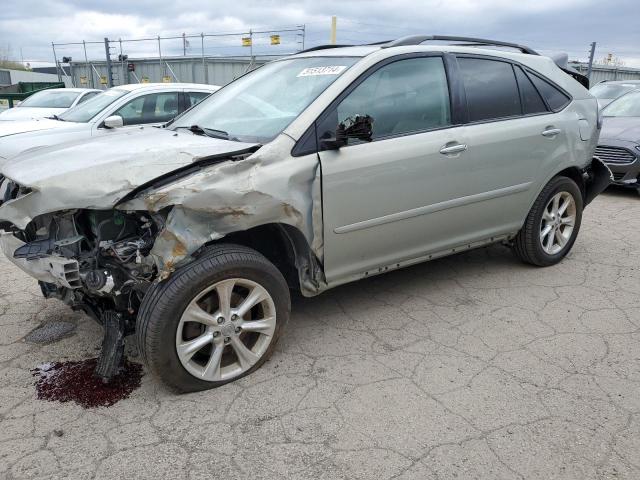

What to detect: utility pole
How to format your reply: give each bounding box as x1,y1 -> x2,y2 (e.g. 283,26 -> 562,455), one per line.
104,37 -> 114,87
183,33 -> 187,56
330,16 -> 337,45
587,42 -> 596,80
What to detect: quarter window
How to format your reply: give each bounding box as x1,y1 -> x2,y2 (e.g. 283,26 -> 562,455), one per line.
77,92 -> 100,104
528,73 -> 571,111
186,91 -> 211,108
113,92 -> 179,125
514,66 -> 547,114
333,57 -> 451,141
458,58 -> 521,122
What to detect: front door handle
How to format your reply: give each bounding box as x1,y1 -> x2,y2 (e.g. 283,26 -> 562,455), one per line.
541,128 -> 562,137
439,143 -> 468,155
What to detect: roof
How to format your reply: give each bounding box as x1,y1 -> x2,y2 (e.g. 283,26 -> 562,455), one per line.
33,87 -> 101,93
113,83 -> 220,91
292,44 -> 541,63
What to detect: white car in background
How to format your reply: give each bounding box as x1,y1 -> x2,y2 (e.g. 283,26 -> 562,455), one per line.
0,83 -> 219,161
0,88 -> 102,121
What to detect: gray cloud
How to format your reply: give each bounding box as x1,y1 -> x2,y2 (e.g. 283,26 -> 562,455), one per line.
2,0 -> 639,67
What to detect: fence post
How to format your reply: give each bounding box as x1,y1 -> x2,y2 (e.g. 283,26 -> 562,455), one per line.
158,36 -> 164,81
82,41 -> 93,88
201,33 -> 208,84
52,43 -> 62,82
587,42 -> 596,81
104,38 -> 113,87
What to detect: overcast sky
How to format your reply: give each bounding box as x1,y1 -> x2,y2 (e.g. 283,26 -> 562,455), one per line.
2,0 -> 639,67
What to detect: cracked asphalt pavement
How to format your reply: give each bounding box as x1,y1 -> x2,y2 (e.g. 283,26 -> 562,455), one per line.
1,189 -> 639,479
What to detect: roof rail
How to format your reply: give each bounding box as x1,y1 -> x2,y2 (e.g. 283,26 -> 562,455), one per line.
297,44 -> 354,54
382,35 -> 539,55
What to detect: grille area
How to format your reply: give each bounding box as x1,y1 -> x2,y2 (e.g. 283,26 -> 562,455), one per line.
595,146 -> 637,165
612,172 -> 626,181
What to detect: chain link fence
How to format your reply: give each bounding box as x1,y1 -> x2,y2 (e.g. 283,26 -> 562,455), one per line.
51,27 -> 306,88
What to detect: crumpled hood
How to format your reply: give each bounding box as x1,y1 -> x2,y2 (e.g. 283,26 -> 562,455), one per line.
0,117 -> 68,138
0,127 -> 258,228
599,116 -> 640,143
0,107 -> 67,122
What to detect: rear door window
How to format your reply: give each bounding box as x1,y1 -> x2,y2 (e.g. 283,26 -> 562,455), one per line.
527,73 -> 571,111
458,57 -> 521,122
514,66 -> 548,114
114,92 -> 179,125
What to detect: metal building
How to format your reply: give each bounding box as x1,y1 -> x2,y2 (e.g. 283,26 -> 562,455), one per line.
570,62 -> 640,84
67,55 -> 280,89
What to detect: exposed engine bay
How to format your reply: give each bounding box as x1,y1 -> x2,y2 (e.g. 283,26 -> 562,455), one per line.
8,209 -> 160,325
1,208 -> 163,380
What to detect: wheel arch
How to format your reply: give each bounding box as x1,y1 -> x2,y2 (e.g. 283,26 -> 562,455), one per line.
196,223 -> 326,297
533,157 -> 611,211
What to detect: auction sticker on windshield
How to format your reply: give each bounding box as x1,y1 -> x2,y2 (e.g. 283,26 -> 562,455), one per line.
297,66 -> 348,77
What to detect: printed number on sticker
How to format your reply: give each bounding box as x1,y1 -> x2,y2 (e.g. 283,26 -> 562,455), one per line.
297,66 -> 347,77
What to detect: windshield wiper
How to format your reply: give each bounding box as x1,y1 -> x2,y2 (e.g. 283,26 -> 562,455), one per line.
47,114 -> 66,121
175,125 -> 230,140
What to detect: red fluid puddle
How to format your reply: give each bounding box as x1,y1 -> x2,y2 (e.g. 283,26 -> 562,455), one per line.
31,358 -> 143,408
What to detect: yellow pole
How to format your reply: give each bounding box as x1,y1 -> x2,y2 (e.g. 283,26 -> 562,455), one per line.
330,16 -> 337,45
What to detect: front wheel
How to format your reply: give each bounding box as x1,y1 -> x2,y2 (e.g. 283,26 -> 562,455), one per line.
513,176 -> 583,267
136,244 -> 290,392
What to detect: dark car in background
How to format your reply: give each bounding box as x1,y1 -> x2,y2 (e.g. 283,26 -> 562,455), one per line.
596,90 -> 640,190
590,80 -> 640,109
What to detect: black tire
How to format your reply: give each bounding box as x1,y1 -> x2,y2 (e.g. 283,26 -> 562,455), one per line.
136,243 -> 290,392
513,176 -> 583,267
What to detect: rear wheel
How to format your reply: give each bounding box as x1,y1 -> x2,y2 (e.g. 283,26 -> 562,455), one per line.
513,176 -> 583,266
136,244 -> 290,392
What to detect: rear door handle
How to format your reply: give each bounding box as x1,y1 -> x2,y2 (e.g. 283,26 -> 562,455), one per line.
439,143 -> 467,155
541,128 -> 562,137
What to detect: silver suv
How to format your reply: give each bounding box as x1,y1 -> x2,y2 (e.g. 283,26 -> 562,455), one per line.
0,36 -> 610,391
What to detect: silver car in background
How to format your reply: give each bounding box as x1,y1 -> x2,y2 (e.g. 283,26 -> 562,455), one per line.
589,80 -> 640,109
0,83 -> 219,161
0,36 -> 609,392
595,90 -> 640,188
0,88 -> 102,121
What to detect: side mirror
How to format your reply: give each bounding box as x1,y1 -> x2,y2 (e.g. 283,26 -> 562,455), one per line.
103,115 -> 124,129
320,114 -> 374,150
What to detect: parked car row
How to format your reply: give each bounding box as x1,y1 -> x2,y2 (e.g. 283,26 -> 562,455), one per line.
0,88 -> 102,121
0,36 -> 610,392
0,83 -> 219,160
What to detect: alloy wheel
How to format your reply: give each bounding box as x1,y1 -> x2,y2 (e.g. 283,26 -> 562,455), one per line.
175,278 -> 277,382
539,191 -> 576,255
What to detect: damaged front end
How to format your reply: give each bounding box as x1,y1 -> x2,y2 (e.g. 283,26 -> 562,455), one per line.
0,205 -> 162,379
0,131 -> 326,381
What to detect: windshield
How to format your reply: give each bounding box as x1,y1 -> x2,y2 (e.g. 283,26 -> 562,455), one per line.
602,91 -> 640,117
590,83 -> 636,100
171,56 -> 359,142
58,89 -> 127,123
19,90 -> 81,108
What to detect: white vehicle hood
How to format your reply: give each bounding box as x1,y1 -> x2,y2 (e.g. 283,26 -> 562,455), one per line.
0,128 -> 259,228
0,121 -> 91,161
0,107 -> 67,121
0,117 -> 69,139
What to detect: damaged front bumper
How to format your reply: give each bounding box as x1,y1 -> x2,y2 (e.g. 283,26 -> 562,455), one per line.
0,233 -> 80,288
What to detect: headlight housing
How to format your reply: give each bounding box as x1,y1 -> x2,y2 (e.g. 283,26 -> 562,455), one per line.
0,175 -> 32,207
